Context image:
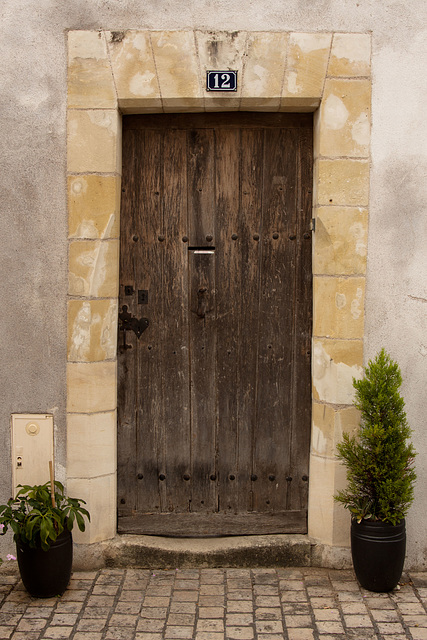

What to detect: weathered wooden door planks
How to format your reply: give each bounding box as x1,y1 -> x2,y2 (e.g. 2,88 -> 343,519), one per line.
118,113 -> 313,536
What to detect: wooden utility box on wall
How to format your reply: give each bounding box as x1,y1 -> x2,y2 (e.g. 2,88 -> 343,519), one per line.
11,414 -> 54,496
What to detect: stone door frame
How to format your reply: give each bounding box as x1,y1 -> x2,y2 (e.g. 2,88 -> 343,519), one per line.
66,30 -> 371,552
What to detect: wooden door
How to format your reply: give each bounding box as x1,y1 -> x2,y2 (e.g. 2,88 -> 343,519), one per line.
117,113 -> 312,536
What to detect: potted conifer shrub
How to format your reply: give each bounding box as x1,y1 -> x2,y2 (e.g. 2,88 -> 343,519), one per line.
0,479 -> 89,598
335,348 -> 416,592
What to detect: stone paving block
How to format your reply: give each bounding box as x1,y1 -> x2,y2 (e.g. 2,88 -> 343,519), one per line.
0,628 -> 13,639
172,590 -> 199,602
286,631 -> 315,640
228,580 -> 252,591
170,602 -> 197,614
143,596 -> 171,607
195,633 -> 225,640
256,619 -> 284,633
410,629 -> 427,640
135,634 -> 163,640
115,600 -> 142,614
43,627 -> 74,639
200,585 -> 225,596
340,601 -> 368,614
175,579 -> 199,589
199,607 -> 225,618
343,614 -> 374,628
226,614 -> 253,626
227,590 -> 252,601
281,591 -> 309,602
197,618 -> 224,632
22,608 -> 52,619
164,625 -> 195,638
167,613 -> 196,626
136,618 -> 165,632
0,614 -> 21,625
255,595 -> 282,608
284,615 -> 313,627
87,595 -> 115,607
225,627 -> 254,639
282,603 -> 311,615
228,601 -> 253,613
376,621 -> 406,634
77,619 -> 107,632
255,607 -> 282,620
201,596 -> 226,607
120,590 -> 145,602
81,606 -> 112,619
279,580 -> 305,591
72,634 -> 103,640
253,585 -> 278,595
104,627 -> 136,639
50,614 -> 79,626
313,608 -> 341,621
16,618 -> 47,632
315,620 -> 345,634
140,607 -> 168,619
145,587 -> 173,596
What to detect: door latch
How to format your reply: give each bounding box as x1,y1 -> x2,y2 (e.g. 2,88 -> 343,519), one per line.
118,305 -> 149,351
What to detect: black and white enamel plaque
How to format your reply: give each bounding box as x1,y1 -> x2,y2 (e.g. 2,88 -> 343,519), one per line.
206,71 -> 237,92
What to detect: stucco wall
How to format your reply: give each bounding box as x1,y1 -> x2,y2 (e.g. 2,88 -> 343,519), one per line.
0,0 -> 426,568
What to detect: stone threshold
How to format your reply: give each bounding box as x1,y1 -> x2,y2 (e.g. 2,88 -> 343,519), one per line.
73,534 -> 352,571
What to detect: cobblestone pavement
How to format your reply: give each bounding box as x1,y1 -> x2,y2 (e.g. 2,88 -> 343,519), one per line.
1,567 -> 427,640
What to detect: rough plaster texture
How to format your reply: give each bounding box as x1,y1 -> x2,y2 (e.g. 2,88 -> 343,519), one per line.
0,0 -> 426,568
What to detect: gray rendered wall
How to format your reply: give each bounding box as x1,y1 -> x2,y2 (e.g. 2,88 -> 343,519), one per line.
0,0 -> 426,567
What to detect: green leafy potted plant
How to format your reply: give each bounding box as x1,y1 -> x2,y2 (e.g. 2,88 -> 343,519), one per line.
0,480 -> 89,597
334,348 -> 416,592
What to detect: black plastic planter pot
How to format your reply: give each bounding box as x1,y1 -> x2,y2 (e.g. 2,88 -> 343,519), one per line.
351,519 -> 406,592
16,529 -> 73,598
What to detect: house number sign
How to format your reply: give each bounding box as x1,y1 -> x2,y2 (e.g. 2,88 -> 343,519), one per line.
206,70 -> 237,92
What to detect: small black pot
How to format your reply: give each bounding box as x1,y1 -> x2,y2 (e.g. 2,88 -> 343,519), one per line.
351,518 -> 406,592
16,529 -> 73,598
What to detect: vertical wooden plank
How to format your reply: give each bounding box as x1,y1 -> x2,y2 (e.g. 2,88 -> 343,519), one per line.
187,129 -> 215,246
188,249 -> 217,513
134,129 -> 164,514
237,128 -> 265,513
214,128 -> 241,514
252,127 -> 298,513
161,129 -> 192,513
288,125 -> 313,515
117,125 -> 139,517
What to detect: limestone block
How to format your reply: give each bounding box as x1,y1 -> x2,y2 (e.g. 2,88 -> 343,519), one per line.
196,31 -> 249,112
282,33 -> 332,102
241,32 -> 288,109
67,361 -> 117,413
308,452 -> 351,546
106,30 -> 162,113
311,403 -> 360,458
68,31 -> 117,109
67,110 -> 122,174
68,239 -> 119,298
328,33 -> 371,77
307,454 -> 337,544
67,475 -> 116,544
314,276 -> 365,339
314,207 -> 368,275
68,175 -> 120,239
317,78 -> 370,158
68,299 -> 118,362
312,339 -> 363,405
315,159 -> 370,206
67,411 -> 117,478
151,31 -> 203,110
